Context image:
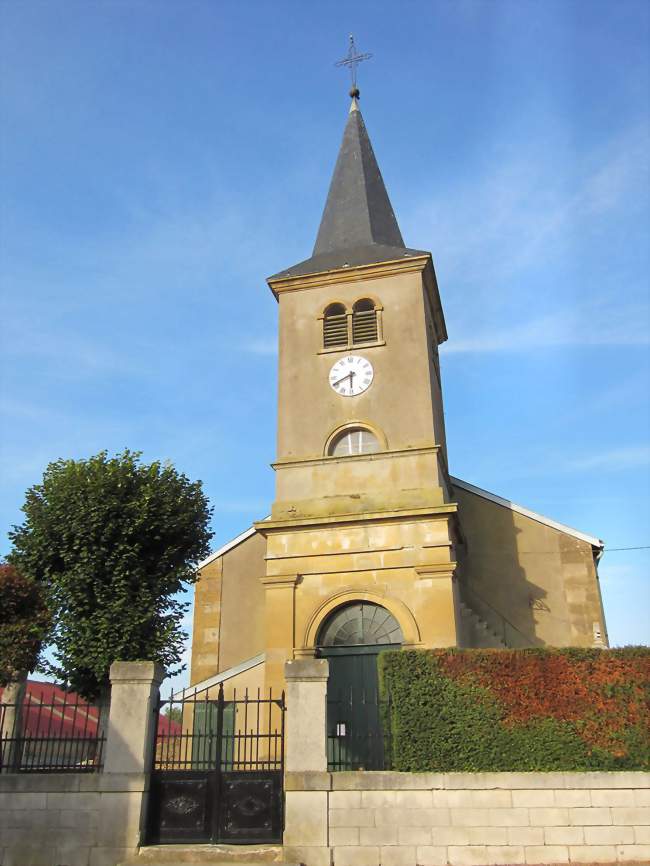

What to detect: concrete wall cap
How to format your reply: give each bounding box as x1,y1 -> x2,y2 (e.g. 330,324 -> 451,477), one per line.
285,771 -> 333,791
285,658 -> 329,681
109,660 -> 165,684
326,770 -> 650,791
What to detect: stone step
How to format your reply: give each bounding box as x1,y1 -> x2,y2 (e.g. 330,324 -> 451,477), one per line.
120,844 -> 298,865
121,862 -> 300,866
459,601 -> 508,649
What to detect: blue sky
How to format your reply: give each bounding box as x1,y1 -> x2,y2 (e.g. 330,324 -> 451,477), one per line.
1,0 -> 648,685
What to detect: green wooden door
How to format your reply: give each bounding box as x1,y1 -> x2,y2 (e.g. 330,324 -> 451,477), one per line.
317,601 -> 403,770
320,644 -> 396,770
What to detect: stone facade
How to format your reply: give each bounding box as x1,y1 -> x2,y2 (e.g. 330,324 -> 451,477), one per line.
189,485 -> 607,694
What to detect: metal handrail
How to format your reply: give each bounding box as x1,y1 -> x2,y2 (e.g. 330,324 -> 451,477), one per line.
461,582 -> 538,648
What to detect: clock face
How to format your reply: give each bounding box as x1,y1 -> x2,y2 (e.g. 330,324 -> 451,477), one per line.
329,355 -> 374,397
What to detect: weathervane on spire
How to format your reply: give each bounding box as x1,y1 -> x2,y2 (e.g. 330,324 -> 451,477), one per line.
335,35 -> 373,98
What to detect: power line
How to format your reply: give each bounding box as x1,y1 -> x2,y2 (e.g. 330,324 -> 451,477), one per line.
606,546 -> 650,552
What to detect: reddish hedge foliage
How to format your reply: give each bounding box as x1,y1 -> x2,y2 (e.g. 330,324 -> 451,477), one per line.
436,649 -> 649,757
379,647 -> 650,771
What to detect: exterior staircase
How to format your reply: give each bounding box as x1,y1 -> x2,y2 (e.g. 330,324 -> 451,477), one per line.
459,600 -> 508,648
119,845 -> 300,866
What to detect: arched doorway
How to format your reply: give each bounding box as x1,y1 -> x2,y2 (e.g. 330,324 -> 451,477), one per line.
316,601 -> 403,770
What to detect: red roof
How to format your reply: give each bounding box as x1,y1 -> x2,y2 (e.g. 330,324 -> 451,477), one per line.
0,679 -> 181,737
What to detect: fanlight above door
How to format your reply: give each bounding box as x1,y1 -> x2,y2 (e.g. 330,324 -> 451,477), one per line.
317,602 -> 403,647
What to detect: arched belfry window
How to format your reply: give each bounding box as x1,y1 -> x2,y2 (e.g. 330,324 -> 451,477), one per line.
318,602 -> 404,647
323,303 -> 349,349
328,426 -> 380,457
321,298 -> 382,351
352,298 -> 378,345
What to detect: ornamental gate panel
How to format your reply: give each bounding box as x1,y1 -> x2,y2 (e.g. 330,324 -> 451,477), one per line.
147,683 -> 285,845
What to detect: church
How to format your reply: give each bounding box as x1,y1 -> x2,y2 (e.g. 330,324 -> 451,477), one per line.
189,91 -> 608,700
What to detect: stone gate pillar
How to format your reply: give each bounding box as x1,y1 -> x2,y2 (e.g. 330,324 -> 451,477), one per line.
104,660 -> 165,775
283,658 -> 330,865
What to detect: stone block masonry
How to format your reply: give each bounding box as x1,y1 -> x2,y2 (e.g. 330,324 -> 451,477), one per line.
284,770 -> 650,866
0,661 -> 163,866
0,772 -> 148,866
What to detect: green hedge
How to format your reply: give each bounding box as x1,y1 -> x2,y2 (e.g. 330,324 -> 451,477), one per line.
378,647 -> 650,772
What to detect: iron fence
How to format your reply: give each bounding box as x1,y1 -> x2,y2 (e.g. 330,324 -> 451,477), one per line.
0,690 -> 106,773
327,688 -> 392,771
153,682 -> 285,772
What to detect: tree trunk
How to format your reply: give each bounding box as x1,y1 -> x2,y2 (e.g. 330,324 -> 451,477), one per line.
1,674 -> 27,773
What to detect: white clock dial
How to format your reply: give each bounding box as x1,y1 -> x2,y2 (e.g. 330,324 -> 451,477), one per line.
329,355 -> 374,397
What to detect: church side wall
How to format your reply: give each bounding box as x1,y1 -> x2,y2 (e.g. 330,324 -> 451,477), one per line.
218,531 -> 266,671
454,484 -> 606,648
190,530 -> 267,687
190,556 -> 222,686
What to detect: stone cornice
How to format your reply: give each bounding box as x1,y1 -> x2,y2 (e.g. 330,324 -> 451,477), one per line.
272,444 -> 441,471
267,255 -> 431,296
254,503 -> 458,535
259,573 -> 300,589
415,563 -> 458,580
267,254 -> 448,347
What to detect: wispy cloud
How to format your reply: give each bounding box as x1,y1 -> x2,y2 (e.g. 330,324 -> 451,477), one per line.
241,338 -> 278,356
409,122 -> 648,285
565,446 -> 650,472
2,323 -> 143,380
407,121 -> 649,355
442,304 -> 650,353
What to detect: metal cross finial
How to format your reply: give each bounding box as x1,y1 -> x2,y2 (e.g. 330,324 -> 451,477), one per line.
335,35 -> 373,98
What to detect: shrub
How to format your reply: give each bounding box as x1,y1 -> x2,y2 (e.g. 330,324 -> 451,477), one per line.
378,647 -> 650,771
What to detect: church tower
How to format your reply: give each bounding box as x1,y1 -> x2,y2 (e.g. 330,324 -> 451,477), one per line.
189,86 -> 607,701
255,95 -> 462,690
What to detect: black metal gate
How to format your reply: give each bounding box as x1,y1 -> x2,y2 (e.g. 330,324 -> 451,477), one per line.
147,683 -> 285,844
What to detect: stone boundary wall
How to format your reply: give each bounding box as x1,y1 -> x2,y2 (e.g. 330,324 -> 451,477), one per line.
0,661 -> 163,866
284,770 -> 650,866
0,772 -> 147,866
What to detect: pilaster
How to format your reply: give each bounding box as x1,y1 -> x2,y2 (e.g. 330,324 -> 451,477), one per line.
261,573 -> 300,692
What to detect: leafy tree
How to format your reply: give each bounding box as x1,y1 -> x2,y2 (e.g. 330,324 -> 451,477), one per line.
0,563 -> 50,687
163,706 -> 183,724
9,450 -> 213,700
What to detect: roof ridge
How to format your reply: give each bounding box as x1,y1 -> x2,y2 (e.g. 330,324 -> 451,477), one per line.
451,476 -> 604,548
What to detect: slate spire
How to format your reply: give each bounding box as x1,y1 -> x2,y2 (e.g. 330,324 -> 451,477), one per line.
270,97 -> 428,280
312,95 -> 405,256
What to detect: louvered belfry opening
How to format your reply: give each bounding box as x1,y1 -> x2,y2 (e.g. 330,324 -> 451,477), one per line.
323,303 -> 349,349
352,298 -> 378,344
